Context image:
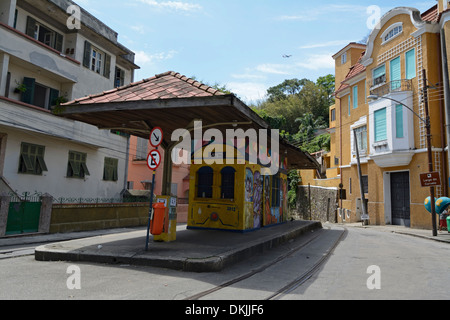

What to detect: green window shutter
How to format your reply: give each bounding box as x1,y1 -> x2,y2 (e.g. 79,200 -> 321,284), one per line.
406,49 -> 416,80
373,65 -> 385,79
374,108 -> 387,142
353,86 -> 358,109
55,32 -> 63,52
49,88 -> 59,107
396,104 -> 404,138
83,41 -> 92,68
26,16 -> 37,38
103,54 -> 111,79
21,77 -> 35,105
390,57 -> 401,90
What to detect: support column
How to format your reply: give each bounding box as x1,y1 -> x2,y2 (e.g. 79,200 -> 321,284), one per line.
0,53 -> 10,97
0,0 -> 17,26
0,192 -> 11,237
38,193 -> 53,234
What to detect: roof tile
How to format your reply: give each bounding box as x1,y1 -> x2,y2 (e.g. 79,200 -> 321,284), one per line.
64,71 -> 226,106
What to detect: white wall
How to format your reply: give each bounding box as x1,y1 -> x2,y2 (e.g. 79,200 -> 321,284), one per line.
0,99 -> 128,200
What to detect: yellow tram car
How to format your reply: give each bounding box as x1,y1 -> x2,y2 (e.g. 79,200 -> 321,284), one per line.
187,142 -> 288,232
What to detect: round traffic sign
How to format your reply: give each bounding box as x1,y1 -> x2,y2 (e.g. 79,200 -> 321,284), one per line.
147,149 -> 162,171
150,127 -> 163,148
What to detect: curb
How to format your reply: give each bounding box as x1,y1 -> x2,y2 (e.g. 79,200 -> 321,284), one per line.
35,221 -> 323,272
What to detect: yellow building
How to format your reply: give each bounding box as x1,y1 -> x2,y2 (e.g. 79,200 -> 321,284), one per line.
188,142 -> 288,232
320,3 -> 450,229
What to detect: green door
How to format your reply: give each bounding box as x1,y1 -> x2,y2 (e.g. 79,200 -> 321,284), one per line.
6,201 -> 41,235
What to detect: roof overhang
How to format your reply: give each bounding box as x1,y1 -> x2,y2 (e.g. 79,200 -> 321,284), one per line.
57,94 -> 321,171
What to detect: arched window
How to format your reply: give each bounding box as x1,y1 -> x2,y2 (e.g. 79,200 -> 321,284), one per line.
381,23 -> 403,44
197,166 -> 213,198
221,167 -> 236,199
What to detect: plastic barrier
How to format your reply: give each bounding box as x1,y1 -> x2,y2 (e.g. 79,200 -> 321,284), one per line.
150,202 -> 166,236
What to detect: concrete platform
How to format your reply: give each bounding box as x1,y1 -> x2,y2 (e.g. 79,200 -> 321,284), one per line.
35,220 -> 322,272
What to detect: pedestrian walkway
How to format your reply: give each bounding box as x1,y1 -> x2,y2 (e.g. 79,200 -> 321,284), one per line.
33,221 -> 322,272
343,222 -> 450,244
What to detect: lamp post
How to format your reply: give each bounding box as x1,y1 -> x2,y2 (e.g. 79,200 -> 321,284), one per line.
368,70 -> 437,236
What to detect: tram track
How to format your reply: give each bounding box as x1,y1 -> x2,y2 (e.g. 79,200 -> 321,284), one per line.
184,226 -> 347,300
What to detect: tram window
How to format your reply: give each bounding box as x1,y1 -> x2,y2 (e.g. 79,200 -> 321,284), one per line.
197,166 -> 213,198
221,167 -> 236,199
271,174 -> 280,207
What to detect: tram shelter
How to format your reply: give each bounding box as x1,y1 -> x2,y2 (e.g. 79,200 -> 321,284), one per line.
57,71 -> 321,235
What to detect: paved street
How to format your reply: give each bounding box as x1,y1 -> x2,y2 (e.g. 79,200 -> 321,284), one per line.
0,223 -> 449,301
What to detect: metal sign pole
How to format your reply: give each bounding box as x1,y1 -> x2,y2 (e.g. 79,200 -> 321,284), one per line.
145,167 -> 157,251
145,127 -> 164,251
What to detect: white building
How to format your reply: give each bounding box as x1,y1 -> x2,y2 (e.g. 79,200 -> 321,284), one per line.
0,0 -> 140,200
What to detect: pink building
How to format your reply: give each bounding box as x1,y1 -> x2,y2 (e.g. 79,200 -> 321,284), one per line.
126,135 -> 190,222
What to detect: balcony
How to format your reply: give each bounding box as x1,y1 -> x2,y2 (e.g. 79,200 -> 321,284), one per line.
0,22 -> 79,83
368,89 -> 415,168
369,79 -> 413,98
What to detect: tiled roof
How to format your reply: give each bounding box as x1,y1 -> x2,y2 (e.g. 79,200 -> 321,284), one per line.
65,71 -> 225,105
335,52 -> 366,94
422,5 -> 439,22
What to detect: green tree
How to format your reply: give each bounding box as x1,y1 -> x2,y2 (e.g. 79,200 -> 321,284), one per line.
266,78 -> 309,102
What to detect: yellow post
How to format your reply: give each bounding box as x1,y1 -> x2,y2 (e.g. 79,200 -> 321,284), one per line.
153,195 -> 177,242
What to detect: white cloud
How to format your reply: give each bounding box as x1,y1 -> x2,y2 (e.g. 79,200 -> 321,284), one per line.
255,64 -> 291,75
137,0 -> 202,11
296,54 -> 334,70
131,25 -> 146,34
227,82 -> 268,103
135,50 -> 178,65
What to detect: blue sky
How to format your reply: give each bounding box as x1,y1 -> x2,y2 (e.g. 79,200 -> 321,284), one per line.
75,0 -> 436,104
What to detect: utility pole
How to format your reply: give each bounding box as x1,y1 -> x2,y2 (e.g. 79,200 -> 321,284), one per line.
353,130 -> 368,224
423,69 -> 438,237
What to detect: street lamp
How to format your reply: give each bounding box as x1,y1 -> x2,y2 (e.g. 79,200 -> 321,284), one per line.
368,72 -> 438,237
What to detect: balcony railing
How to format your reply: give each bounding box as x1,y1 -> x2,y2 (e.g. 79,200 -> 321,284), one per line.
369,79 -> 413,97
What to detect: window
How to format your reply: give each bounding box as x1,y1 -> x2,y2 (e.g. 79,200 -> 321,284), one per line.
354,126 -> 367,154
20,77 -> 60,110
26,17 -> 63,52
372,65 -> 386,86
396,104 -> 404,138
331,108 -> 336,122
220,167 -> 236,199
91,47 -> 103,74
341,52 -> 347,64
103,157 -> 118,181
374,108 -> 387,142
18,143 -> 48,175
406,49 -> 416,80
83,41 -> 111,78
384,24 -> 402,42
115,67 -> 125,88
135,138 -> 148,160
197,166 -> 213,198
271,174 -> 280,207
348,95 -> 351,116
67,151 -> 90,179
390,57 -> 401,91
353,86 -> 358,109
